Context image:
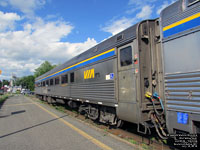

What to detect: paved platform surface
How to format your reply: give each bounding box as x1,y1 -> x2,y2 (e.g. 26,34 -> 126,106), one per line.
0,95 -> 135,150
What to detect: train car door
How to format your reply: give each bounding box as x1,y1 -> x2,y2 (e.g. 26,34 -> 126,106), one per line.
117,41 -> 138,123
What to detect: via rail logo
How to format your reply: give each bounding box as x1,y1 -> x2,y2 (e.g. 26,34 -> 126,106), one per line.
84,68 -> 94,79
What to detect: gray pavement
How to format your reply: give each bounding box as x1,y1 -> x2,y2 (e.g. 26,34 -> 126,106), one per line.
0,95 -> 135,150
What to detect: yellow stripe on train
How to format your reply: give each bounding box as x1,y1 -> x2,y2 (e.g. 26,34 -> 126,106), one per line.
163,12 -> 200,31
37,48 -> 115,81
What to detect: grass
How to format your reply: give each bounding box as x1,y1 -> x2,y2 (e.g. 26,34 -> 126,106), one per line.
141,143 -> 149,150
127,138 -> 138,145
0,93 -> 11,104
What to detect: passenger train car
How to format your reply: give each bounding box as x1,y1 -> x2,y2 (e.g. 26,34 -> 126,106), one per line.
35,0 -> 200,139
161,0 -> 200,135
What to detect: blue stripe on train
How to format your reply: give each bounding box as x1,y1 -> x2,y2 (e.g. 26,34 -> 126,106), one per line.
163,17 -> 200,38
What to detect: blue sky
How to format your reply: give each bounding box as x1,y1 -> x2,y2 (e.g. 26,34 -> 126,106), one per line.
0,0 -> 175,80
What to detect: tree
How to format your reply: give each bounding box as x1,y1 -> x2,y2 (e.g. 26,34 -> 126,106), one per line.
16,75 -> 35,91
2,80 -> 9,86
34,61 -> 56,78
0,80 -> 2,88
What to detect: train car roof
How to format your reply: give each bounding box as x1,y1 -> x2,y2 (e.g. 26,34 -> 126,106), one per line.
36,23 -> 138,81
160,0 -> 200,39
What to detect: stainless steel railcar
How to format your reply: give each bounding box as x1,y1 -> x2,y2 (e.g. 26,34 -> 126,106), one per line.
161,0 -> 200,135
35,0 -> 200,138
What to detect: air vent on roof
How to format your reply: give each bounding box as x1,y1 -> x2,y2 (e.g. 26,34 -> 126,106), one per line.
116,34 -> 123,42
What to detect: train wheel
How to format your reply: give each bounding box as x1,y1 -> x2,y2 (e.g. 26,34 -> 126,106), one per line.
116,119 -> 124,128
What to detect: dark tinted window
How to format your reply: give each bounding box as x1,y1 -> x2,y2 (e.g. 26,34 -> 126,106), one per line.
120,46 -> 132,66
70,72 -> 74,83
62,74 -> 68,84
55,77 -> 60,85
50,79 -> 54,85
95,73 -> 100,78
46,80 -> 49,86
42,81 -> 45,86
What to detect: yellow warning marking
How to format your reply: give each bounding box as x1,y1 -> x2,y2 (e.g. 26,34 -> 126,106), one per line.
32,101 -> 113,150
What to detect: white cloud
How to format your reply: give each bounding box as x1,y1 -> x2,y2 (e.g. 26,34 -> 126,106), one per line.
128,0 -> 157,6
156,0 -> 176,15
0,0 -> 46,17
102,17 -> 136,35
0,14 -> 97,79
101,5 -> 153,35
103,1 -> 155,35
0,11 -> 21,32
136,5 -> 153,19
10,0 -> 45,15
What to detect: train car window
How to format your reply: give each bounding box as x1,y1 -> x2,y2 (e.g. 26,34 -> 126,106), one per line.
95,73 -> 100,78
46,80 -> 49,86
70,72 -> 74,83
55,77 -> 60,85
42,81 -> 45,87
120,46 -> 132,66
50,79 -> 54,86
187,0 -> 200,6
62,74 -> 68,84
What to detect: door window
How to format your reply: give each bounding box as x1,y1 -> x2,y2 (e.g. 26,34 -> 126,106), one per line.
120,46 -> 132,67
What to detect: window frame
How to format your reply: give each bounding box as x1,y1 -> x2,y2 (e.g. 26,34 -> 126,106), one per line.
46,80 -> 49,86
70,72 -> 75,83
50,78 -> 54,86
55,77 -> 60,85
120,46 -> 133,67
61,74 -> 68,84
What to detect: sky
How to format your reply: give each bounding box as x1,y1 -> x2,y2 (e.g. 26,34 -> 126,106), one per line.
0,0 -> 175,80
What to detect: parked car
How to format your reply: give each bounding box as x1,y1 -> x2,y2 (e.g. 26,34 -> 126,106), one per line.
21,89 -> 31,95
0,89 -> 4,95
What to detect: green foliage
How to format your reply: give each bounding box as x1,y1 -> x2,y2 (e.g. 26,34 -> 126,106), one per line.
16,75 -> 35,91
34,61 -> 56,78
0,80 -> 10,87
0,93 -> 10,104
128,139 -> 138,145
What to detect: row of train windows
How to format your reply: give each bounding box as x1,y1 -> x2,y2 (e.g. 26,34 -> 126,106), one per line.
40,72 -> 74,87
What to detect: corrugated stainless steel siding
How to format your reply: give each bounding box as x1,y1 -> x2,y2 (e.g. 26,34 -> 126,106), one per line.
70,81 -> 115,103
165,71 -> 200,114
